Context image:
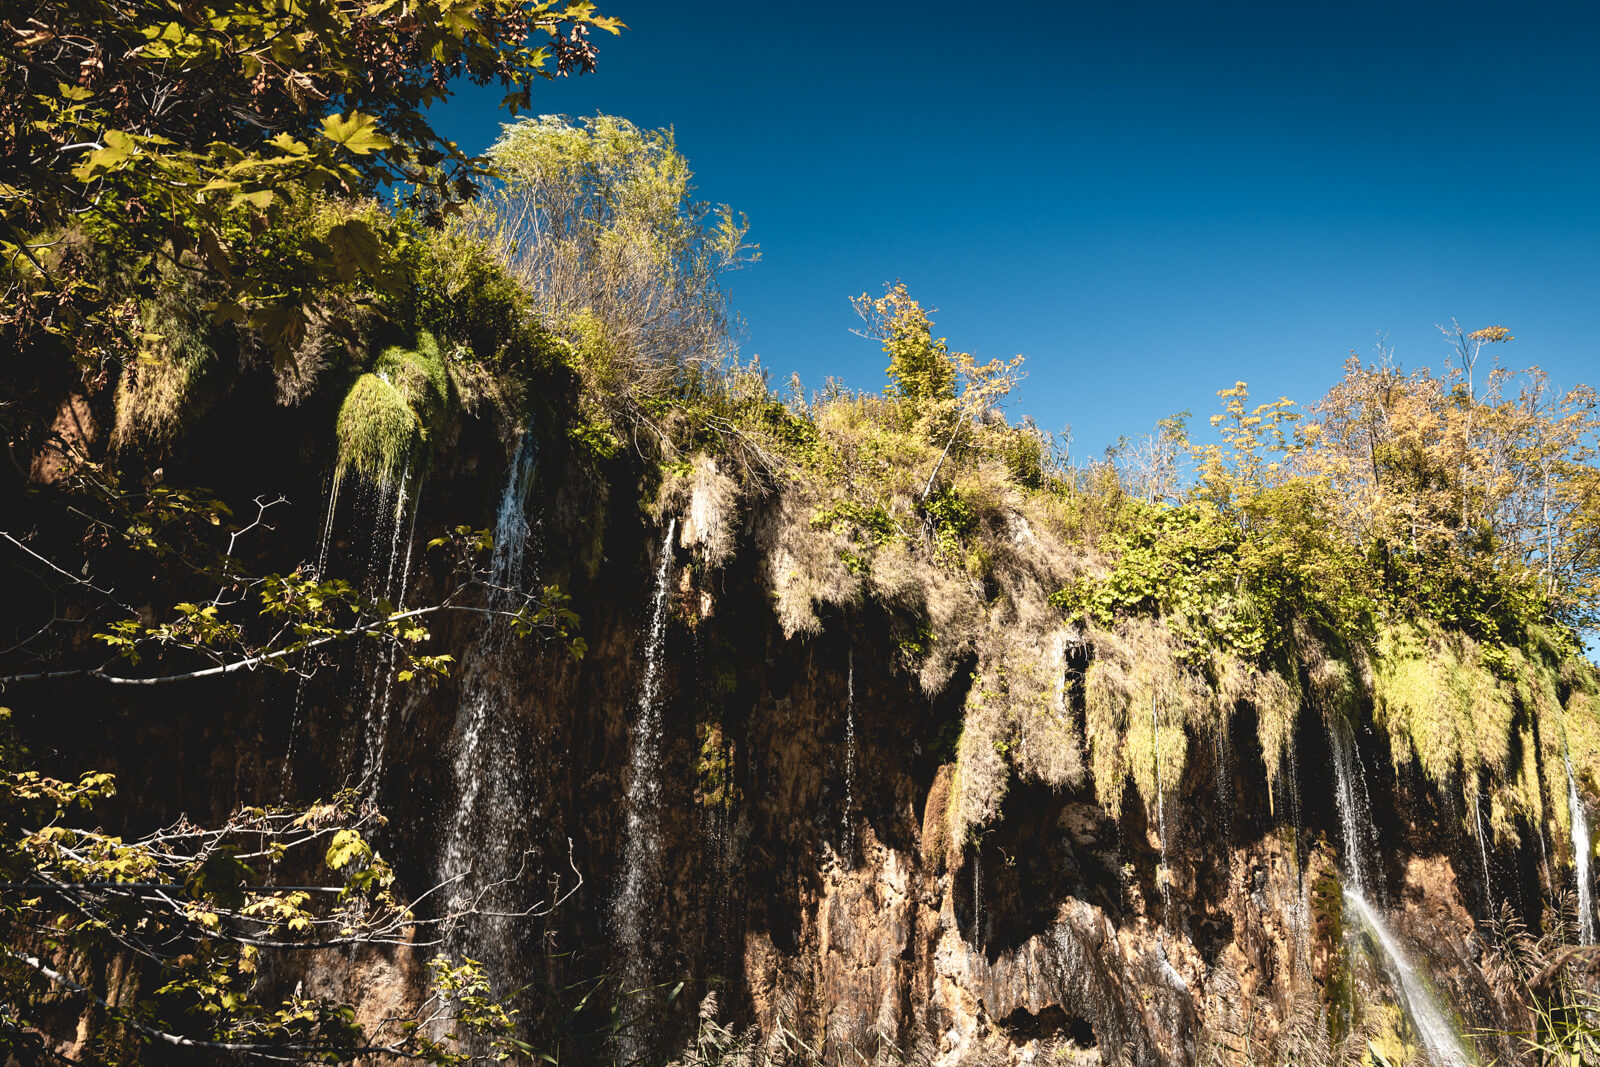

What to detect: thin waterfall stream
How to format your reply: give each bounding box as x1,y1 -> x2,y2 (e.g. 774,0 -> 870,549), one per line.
1150,695 -> 1173,932
361,459 -> 421,789
1329,716 -> 1473,1067
437,431 -> 540,974
1566,754 -> 1595,944
842,648 -> 856,862
612,520 -> 678,1063
1472,789 -> 1493,911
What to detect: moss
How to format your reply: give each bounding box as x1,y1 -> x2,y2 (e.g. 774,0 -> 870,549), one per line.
372,331 -> 450,434
335,373 -> 420,485
1083,619 -> 1209,819
112,294 -> 214,449
695,723 -> 736,809
334,332 -> 457,486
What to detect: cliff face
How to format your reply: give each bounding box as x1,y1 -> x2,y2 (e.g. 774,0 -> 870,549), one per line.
11,377 -> 1586,1067
287,434 -> 1548,1066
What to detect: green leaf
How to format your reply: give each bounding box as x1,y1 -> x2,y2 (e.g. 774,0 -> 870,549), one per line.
325,218 -> 384,281
325,829 -> 370,871
320,111 -> 392,156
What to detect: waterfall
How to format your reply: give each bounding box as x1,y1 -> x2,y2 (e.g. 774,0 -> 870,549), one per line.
611,520 -> 678,1063
360,459 -> 420,789
842,648 -> 857,862
1344,891 -> 1473,1067
1330,716 -> 1473,1066
281,460 -> 422,795
1329,716 -> 1378,898
1150,695 -> 1173,931
1472,789 -> 1493,911
281,469 -> 345,790
972,847 -> 983,948
1212,718 -> 1233,842
436,431 -> 540,972
1565,755 -> 1595,943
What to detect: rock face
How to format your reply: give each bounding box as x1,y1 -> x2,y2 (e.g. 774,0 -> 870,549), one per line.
341,459 -> 1521,1066
19,411 -> 1562,1067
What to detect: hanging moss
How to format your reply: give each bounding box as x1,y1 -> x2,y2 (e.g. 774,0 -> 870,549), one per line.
335,373 -> 420,486
372,331 -> 450,435
1083,619 -> 1208,819
1372,622 -> 1479,787
333,332 -> 455,486
112,296 -> 215,449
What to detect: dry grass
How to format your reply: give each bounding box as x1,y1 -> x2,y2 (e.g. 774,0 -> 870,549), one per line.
113,347 -> 206,448
755,492 -> 861,639
659,454 -> 742,569
1082,618 -> 1206,818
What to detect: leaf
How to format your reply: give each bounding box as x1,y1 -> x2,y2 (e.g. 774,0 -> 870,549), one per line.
325,829 -> 370,871
228,188 -> 278,210
320,111 -> 393,156
325,218 -> 384,281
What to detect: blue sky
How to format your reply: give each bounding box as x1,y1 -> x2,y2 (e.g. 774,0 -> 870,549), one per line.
437,1 -> 1599,457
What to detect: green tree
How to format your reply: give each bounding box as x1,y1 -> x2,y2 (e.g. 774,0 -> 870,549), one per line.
2,0 -> 621,355
851,283 -> 1025,500
468,114 -> 756,424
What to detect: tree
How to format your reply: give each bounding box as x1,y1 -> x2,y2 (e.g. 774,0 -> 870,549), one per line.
2,0 -> 621,355
0,717 -> 583,1064
467,114 -> 756,428
850,283 -> 1025,501
0,449 -> 583,1062
1302,334 -> 1600,633
1,3 -> 614,1057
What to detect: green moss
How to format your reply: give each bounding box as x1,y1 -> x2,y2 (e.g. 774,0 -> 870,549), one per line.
372,331 -> 449,432
333,332 -> 458,485
335,373 -> 420,485
695,723 -> 736,809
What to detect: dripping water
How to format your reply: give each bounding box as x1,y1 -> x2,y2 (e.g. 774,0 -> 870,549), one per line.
281,469 -> 345,792
361,459 -> 421,790
1330,715 -> 1473,1066
436,431 -> 541,979
1566,755 -> 1595,944
1212,717 -> 1233,843
1150,694 -> 1173,932
611,520 -> 678,1064
1329,715 -> 1378,899
972,846 -> 982,949
1472,786 -> 1493,912
842,648 -> 857,863
1283,729 -> 1310,958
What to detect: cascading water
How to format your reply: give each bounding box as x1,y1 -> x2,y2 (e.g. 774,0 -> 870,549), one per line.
1343,892 -> 1472,1067
611,520 -> 678,1064
436,431 -> 540,972
842,648 -> 857,862
281,470 -> 345,790
360,459 -> 421,789
972,847 -> 983,948
1472,789 -> 1494,911
1329,716 -> 1378,898
1329,715 -> 1473,1066
281,459 -> 422,795
1212,719 -> 1233,842
1565,755 -> 1595,943
1150,695 -> 1173,931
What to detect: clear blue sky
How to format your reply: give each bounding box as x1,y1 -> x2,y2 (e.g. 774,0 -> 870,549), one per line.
436,1 -> 1599,458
